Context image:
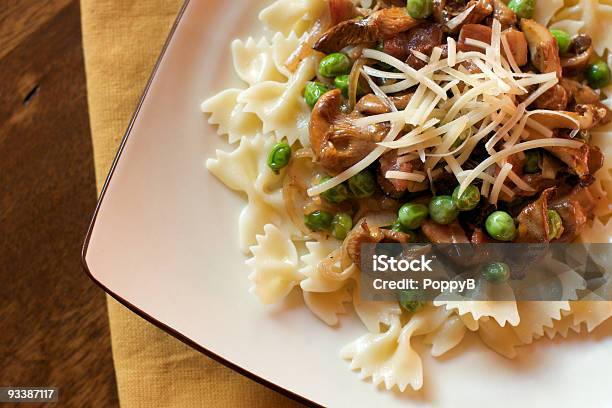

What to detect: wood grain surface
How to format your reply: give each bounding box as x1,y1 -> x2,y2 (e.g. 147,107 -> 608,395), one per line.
0,1 -> 119,407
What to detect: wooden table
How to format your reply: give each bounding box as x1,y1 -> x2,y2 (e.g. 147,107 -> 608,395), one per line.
0,1 -> 119,406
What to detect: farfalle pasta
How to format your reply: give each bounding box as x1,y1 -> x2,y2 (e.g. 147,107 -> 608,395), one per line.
203,0 -> 612,394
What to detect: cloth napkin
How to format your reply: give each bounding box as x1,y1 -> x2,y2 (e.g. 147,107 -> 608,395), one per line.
80,1 -> 302,406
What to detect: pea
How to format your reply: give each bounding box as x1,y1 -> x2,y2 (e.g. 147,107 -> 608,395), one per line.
507,0 -> 535,19
485,211 -> 517,241
398,203 -> 429,230
304,82 -> 329,108
452,184 -> 481,211
304,210 -> 333,232
319,53 -> 351,78
348,170 -> 376,198
550,29 -> 571,55
267,142 -> 291,173
523,149 -> 540,174
547,210 -> 564,240
333,75 -> 350,97
399,290 -> 425,312
319,176 -> 350,203
585,60 -> 611,89
406,0 -> 433,19
481,262 -> 511,284
334,74 -> 364,98
331,213 -> 353,240
429,196 -> 458,225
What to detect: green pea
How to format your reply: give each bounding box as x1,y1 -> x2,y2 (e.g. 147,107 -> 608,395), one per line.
406,0 -> 433,19
429,196 -> 458,225
319,53 -> 351,78
523,149 -> 540,174
267,142 -> 291,173
452,184 -> 481,211
547,209 -> 564,240
333,75 -> 350,97
399,290 -> 425,312
304,82 -> 329,108
585,60 -> 611,89
550,29 -> 571,55
334,74 -> 364,98
398,203 -> 429,230
304,210 -> 333,232
348,170 -> 376,198
481,262 -> 511,284
331,213 -> 353,240
485,211 -> 517,241
507,0 -> 535,19
319,176 -> 350,203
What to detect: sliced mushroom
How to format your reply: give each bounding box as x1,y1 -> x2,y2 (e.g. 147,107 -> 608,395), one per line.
421,219 -> 470,244
520,19 -> 562,78
516,187 -> 555,243
560,78 -> 600,105
433,0 -> 494,33
530,104 -> 609,130
355,92 -> 413,115
560,79 -> 612,124
561,34 -> 593,75
313,7 -> 420,54
544,143 -> 603,181
457,24 -> 527,66
310,89 -> 388,175
534,84 -> 569,110
490,0 -> 517,30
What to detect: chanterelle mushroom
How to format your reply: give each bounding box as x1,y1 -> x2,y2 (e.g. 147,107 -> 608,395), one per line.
313,7 -> 420,54
309,89 -> 388,174
520,19 -> 562,78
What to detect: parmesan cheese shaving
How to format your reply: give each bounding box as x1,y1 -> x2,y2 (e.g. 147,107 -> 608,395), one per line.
362,49 -> 447,99
385,171 -> 426,182
447,37 -> 457,67
446,4 -> 476,31
490,162 -> 513,205
501,33 -> 521,73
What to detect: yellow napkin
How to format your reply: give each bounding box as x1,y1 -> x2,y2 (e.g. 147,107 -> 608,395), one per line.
80,1 -> 302,406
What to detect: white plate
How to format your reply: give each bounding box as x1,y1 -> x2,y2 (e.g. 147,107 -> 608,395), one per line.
83,1 -> 612,407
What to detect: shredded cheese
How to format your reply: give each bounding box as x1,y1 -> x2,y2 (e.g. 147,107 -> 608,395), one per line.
385,171 -> 426,182
307,31 -> 585,203
490,162 -> 513,205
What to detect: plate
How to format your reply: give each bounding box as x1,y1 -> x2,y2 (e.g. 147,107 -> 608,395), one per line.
83,1 -> 612,406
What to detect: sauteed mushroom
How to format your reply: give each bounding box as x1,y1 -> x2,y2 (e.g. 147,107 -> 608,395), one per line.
561,34 -> 593,75
520,18 -> 562,78
309,89 -> 388,174
314,7 -> 420,54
